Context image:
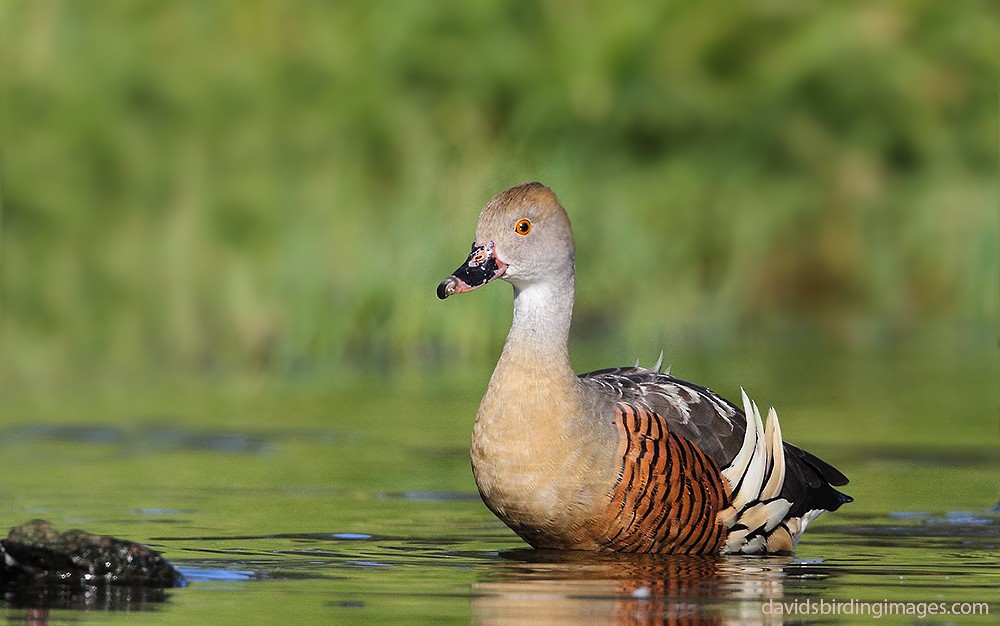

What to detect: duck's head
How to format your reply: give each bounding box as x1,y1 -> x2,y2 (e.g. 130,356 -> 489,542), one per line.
437,182 -> 575,299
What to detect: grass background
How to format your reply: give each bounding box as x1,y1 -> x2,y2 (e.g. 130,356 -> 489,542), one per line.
1,0 -> 997,389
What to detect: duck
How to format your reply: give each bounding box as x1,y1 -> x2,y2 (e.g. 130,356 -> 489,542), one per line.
437,182 -> 851,554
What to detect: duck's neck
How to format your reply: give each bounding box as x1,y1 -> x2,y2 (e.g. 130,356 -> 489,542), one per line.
492,269 -> 577,392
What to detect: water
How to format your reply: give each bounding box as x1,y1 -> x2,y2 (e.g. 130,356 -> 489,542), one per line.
0,343 -> 997,623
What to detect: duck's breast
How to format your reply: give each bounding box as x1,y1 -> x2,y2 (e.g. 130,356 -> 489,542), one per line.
471,378 -> 619,549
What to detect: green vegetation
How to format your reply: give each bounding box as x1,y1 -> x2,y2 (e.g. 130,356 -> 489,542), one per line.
1,1 -> 997,386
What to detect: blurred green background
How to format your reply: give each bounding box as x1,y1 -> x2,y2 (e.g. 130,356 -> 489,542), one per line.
1,0 -> 998,389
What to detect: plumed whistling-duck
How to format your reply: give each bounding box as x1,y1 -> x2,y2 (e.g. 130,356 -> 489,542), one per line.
437,182 -> 851,554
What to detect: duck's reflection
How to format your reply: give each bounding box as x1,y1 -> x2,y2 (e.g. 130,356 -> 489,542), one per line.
472,549 -> 797,625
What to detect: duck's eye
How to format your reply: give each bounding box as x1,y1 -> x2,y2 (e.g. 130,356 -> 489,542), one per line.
514,218 -> 532,235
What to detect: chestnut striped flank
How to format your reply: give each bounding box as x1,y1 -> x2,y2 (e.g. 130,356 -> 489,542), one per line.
600,402 -> 730,553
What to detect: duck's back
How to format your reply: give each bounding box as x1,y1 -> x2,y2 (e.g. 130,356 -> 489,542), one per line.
577,367 -> 852,554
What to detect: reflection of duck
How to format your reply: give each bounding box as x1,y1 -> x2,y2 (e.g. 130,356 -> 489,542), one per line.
439,183 -> 851,555
472,549 -> 790,625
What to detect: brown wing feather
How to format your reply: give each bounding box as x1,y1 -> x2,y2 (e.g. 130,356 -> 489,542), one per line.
596,402 -> 730,554
580,367 -> 745,465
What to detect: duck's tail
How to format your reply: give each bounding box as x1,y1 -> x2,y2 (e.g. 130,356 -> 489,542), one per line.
717,389 -> 851,554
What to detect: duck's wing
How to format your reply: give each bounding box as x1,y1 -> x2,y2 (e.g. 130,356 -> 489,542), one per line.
579,366 -> 852,552
579,366 -> 746,464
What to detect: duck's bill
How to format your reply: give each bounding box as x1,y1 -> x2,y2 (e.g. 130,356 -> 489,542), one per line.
437,241 -> 507,299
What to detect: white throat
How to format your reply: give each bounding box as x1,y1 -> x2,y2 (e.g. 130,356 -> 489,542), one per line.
500,267 -> 575,374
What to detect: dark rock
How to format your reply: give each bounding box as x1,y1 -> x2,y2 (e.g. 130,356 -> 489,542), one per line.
1,520 -> 183,588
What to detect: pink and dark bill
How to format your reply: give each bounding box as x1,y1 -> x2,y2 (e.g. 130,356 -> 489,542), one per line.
437,241 -> 507,299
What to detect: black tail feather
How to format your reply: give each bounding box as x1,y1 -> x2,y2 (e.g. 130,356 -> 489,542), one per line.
782,442 -> 852,516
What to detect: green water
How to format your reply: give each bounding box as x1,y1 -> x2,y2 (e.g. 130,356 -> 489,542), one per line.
0,341 -> 997,623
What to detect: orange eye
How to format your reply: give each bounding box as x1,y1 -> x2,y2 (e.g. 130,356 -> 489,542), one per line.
514,218 -> 532,235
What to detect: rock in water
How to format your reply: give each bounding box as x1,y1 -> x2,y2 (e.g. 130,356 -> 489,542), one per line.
0,520 -> 183,587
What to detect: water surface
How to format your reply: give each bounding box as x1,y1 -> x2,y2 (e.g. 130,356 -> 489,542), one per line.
0,343 -> 996,623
